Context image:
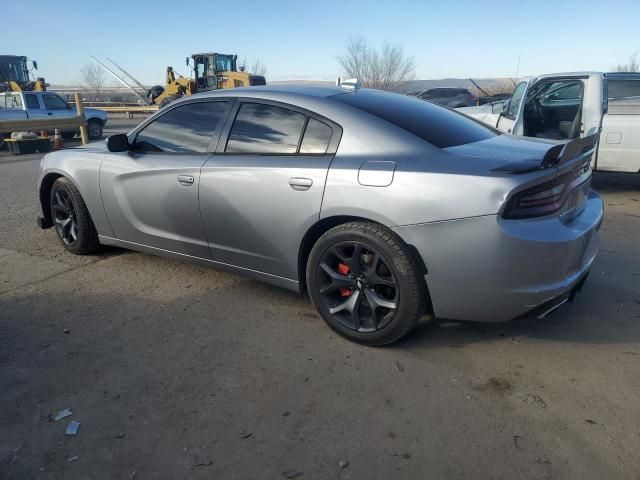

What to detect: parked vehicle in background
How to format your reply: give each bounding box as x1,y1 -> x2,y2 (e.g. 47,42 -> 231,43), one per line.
409,88 -> 476,108
477,92 -> 512,105
35,86 -> 602,345
0,91 -> 107,145
458,72 -> 640,173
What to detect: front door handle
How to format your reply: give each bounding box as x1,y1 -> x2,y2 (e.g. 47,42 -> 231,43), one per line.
177,175 -> 194,186
289,177 -> 313,191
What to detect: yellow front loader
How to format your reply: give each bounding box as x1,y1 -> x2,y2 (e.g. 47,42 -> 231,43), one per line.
149,52 -> 266,107
0,55 -> 46,92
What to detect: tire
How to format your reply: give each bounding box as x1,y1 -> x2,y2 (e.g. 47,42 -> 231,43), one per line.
50,177 -> 100,255
87,120 -> 103,140
61,132 -> 76,140
306,222 -> 427,346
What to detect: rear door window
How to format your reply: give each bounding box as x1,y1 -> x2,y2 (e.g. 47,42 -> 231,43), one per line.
300,118 -> 333,154
225,103 -> 307,154
24,94 -> 41,109
334,89 -> 497,148
608,79 -> 640,100
134,101 -> 230,153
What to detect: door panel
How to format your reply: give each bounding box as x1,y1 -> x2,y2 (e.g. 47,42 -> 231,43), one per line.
41,93 -> 73,119
199,155 -> 333,279
100,152 -> 212,257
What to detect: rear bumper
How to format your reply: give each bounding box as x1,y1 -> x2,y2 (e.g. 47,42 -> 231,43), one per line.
393,190 -> 603,322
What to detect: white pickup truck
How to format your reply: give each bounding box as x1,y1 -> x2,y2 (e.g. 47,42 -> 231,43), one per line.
458,72 -> 640,173
0,91 -> 107,144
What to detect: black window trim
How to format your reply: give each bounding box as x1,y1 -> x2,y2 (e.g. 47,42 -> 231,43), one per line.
128,98 -> 237,155
216,97 -> 342,156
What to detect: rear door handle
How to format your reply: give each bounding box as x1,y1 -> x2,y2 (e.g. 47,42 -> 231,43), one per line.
289,177 -> 313,191
177,175 -> 194,186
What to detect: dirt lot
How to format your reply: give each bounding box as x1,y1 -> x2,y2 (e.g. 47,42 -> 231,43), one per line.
1,126 -> 639,479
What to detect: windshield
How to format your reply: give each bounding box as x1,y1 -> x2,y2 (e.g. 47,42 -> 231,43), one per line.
0,56 -> 29,84
214,54 -> 235,72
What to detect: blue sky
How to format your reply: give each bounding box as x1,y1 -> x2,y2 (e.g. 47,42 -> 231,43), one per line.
3,0 -> 639,85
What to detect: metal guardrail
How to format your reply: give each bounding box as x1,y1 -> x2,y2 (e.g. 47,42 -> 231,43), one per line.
0,115 -> 86,133
97,106 -> 159,113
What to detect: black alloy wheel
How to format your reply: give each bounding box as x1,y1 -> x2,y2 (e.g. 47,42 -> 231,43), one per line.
49,177 -> 100,255
317,241 -> 398,333
52,187 -> 78,246
306,222 -> 427,346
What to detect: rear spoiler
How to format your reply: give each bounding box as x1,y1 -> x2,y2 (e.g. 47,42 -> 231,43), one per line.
493,132 -> 600,174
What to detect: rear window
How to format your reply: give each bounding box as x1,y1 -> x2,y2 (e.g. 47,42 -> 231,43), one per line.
333,89 -> 497,148
608,79 -> 640,100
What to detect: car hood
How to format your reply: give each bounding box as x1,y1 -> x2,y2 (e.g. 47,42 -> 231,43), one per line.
445,134 -> 564,171
70,140 -> 108,152
84,107 -> 108,120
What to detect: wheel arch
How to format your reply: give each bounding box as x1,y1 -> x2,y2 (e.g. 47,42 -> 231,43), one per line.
297,215 -> 429,294
39,172 -> 64,228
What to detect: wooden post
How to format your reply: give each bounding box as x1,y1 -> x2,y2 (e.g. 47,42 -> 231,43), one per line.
74,93 -> 89,145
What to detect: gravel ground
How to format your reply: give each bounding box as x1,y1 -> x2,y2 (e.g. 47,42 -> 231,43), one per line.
1,126 -> 639,479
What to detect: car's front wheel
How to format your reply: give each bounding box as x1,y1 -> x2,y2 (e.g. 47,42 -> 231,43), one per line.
87,120 -> 103,140
50,177 -> 100,255
306,222 -> 427,346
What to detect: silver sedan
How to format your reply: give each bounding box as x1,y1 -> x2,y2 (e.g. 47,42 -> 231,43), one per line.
36,86 -> 603,345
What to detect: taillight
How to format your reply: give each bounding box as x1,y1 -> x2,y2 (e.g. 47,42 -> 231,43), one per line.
503,180 -> 567,219
503,161 -> 592,219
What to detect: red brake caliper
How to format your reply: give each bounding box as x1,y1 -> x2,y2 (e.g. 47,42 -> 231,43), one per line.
337,263 -> 352,297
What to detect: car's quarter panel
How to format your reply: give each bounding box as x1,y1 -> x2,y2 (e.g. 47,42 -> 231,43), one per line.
199,154 -> 334,279
322,134 -> 561,227
38,147 -> 113,237
99,151 -> 212,258
393,190 -> 602,322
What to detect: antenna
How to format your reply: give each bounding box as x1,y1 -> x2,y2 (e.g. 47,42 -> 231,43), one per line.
90,55 -> 150,105
515,53 -> 521,80
336,77 -> 360,90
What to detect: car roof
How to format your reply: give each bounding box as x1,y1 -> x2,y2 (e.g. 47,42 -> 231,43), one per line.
189,84 -> 347,100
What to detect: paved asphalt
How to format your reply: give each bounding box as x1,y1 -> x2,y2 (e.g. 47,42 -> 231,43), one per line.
1,119 -> 639,479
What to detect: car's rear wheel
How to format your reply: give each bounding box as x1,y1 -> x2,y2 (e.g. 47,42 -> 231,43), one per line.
50,177 -> 100,255
307,222 -> 427,346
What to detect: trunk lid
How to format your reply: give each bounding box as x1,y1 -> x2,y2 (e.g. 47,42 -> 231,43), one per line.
447,133 -> 599,222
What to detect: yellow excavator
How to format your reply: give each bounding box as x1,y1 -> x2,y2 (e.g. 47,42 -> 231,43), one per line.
147,52 -> 266,107
0,55 -> 47,92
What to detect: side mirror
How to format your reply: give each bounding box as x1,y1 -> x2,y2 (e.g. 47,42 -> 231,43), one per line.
186,57 -> 190,67
106,134 -> 129,152
33,60 -> 38,70
492,102 -> 505,114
